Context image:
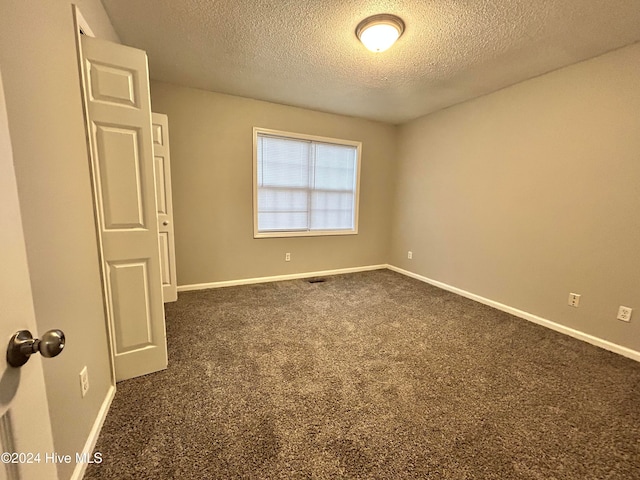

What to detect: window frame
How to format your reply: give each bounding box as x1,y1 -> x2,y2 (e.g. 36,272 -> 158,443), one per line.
252,127 -> 362,239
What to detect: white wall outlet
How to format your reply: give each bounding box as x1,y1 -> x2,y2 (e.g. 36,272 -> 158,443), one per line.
568,293 -> 581,307
285,252 -> 291,262
617,306 -> 632,322
80,366 -> 89,398
407,251 -> 413,259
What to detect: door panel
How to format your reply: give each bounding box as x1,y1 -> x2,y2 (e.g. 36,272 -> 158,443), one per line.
108,261 -> 153,352
158,233 -> 171,285
152,113 -> 178,303
94,124 -> 145,229
0,69 -> 58,480
154,156 -> 168,214
80,35 -> 167,381
87,61 -> 138,107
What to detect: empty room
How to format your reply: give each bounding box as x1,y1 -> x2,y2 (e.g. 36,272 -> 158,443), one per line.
0,1 -> 639,479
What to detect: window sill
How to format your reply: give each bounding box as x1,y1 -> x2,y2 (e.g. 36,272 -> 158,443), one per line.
254,229 -> 358,239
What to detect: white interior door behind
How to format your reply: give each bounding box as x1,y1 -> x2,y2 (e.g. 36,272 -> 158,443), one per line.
0,69 -> 58,480
79,34 -> 167,381
152,113 -> 178,303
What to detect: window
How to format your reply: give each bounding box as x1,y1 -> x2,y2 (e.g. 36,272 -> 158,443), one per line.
253,128 -> 361,238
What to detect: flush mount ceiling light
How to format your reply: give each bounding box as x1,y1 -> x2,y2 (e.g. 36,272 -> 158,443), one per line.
356,14 -> 405,53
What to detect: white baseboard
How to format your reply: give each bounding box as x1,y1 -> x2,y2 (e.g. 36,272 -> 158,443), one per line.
387,265 -> 640,363
71,384 -> 116,480
178,264 -> 387,292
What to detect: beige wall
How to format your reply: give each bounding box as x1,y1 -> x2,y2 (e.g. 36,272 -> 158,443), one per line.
0,4 -> 635,479
390,43 -> 640,352
0,1 -> 119,478
150,82 -> 397,286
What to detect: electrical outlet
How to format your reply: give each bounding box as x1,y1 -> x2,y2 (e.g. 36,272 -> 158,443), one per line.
80,366 -> 89,398
285,252 -> 291,262
617,306 -> 632,322
568,293 -> 581,307
407,251 -> 413,260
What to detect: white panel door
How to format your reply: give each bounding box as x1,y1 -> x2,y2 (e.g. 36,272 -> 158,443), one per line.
151,113 -> 178,302
79,35 -> 167,381
0,69 -> 58,480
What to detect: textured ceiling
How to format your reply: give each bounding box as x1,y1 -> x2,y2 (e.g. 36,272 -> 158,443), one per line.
101,0 -> 640,124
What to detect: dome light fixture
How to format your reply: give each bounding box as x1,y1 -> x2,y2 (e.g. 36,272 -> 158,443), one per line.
356,14 -> 405,53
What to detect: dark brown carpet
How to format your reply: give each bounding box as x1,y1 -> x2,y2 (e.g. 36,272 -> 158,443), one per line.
85,270 -> 640,479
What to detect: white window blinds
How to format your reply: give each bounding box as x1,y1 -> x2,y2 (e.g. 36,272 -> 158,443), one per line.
255,130 -> 360,237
